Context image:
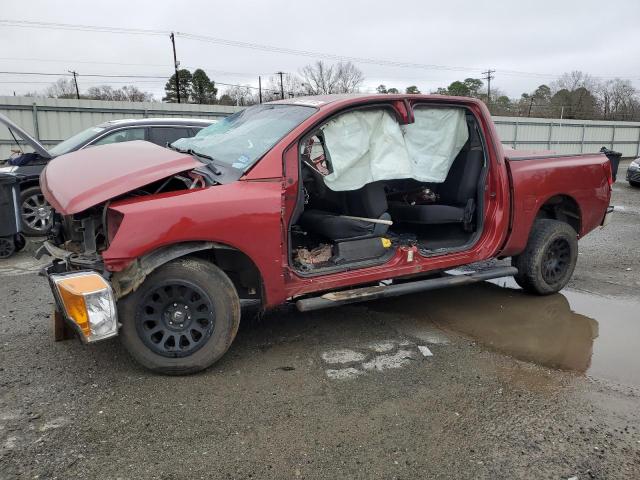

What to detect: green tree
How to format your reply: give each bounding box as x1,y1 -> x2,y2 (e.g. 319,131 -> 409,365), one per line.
163,69 -> 193,103
446,81 -> 470,96
550,87 -> 597,119
435,78 -> 483,97
405,85 -> 421,94
191,69 -> 218,104
218,94 -> 235,106
463,78 -> 483,97
387,87 -> 399,94
376,84 -> 388,94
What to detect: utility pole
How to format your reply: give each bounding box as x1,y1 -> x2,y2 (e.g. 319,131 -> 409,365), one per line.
481,69 -> 495,108
258,76 -> 262,104
170,32 -> 181,103
275,71 -> 285,100
68,70 -> 80,99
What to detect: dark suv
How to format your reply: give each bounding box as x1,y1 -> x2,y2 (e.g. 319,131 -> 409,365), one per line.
0,116 -> 213,235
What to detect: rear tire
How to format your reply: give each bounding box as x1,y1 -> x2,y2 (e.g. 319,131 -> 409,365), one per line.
119,257 -> 241,375
511,219 -> 578,295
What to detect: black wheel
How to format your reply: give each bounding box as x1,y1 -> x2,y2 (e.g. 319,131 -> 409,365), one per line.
511,219 -> 578,295
14,234 -> 26,252
629,180 -> 640,188
0,237 -> 16,259
119,257 -> 241,374
20,186 -> 53,236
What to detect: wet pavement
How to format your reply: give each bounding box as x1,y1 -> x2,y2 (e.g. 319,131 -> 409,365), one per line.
1,172 -> 640,479
371,278 -> 640,389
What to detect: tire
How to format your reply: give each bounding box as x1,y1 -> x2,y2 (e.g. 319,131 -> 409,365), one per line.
511,219 -> 578,295
0,237 -> 16,259
19,186 -> 53,236
629,181 -> 640,188
119,257 -> 241,375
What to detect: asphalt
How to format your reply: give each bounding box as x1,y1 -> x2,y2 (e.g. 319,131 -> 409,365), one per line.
1,162 -> 639,479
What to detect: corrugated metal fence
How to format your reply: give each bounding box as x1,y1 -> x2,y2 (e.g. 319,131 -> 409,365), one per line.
492,116 -> 640,158
0,96 -> 242,159
2,96 -> 640,159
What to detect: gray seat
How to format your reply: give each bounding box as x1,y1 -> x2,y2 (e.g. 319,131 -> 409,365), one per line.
299,182 -> 391,241
389,147 -> 483,229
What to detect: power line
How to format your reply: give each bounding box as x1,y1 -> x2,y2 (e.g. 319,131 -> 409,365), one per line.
0,70 -> 284,94
2,19 -> 639,83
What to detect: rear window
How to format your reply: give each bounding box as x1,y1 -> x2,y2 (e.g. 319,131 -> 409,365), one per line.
149,127 -> 191,147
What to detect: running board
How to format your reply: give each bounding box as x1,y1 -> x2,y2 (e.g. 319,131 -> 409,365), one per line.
295,266 -> 518,312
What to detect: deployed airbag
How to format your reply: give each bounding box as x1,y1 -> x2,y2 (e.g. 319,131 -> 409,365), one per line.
404,107 -> 469,183
321,107 -> 469,191
322,110 -> 411,191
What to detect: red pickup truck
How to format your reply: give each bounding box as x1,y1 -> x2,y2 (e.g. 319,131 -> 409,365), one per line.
38,94 -> 613,374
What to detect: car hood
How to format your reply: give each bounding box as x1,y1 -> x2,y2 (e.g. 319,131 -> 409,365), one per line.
41,140 -> 202,214
0,112 -> 52,159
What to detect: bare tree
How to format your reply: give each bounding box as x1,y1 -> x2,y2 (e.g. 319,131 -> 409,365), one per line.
225,85 -> 256,106
45,78 -> 77,98
334,61 -> 364,93
552,71 -> 596,93
85,85 -> 153,102
596,79 -> 637,120
263,73 -> 305,102
299,61 -> 364,95
300,61 -> 337,95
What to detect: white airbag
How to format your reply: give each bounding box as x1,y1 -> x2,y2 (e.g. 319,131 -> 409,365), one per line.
321,107 -> 469,191
403,107 -> 469,183
322,110 -> 411,191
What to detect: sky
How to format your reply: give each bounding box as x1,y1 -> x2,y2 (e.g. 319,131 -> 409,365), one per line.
1,0 -> 639,100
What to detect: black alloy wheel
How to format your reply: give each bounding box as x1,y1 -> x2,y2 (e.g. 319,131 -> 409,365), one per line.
135,281 -> 216,358
541,238 -> 571,284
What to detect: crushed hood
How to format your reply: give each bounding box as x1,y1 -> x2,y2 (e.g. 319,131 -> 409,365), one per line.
41,140 -> 202,214
0,112 -> 51,159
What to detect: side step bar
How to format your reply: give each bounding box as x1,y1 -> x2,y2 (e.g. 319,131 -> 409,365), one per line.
296,266 -> 518,312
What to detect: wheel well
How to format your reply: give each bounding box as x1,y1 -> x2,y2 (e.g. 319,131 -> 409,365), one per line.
111,242 -> 263,304
193,247 -> 262,301
535,195 -> 581,235
18,179 -> 40,192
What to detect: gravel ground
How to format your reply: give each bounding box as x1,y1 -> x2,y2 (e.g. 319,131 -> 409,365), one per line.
1,163 -> 639,479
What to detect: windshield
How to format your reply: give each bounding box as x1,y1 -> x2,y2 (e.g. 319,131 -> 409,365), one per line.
171,104 -> 316,170
48,126 -> 106,157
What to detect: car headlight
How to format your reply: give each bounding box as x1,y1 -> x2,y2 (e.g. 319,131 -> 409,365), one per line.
630,159 -> 640,169
51,272 -> 118,342
0,165 -> 17,173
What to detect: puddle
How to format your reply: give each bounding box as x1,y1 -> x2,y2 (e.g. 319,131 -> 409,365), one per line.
371,279 -> 640,388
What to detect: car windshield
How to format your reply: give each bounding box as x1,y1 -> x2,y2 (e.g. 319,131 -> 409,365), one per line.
171,104 -> 316,170
48,126 -> 106,157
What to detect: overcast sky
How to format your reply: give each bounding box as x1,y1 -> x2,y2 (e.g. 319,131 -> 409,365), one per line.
1,0 -> 639,100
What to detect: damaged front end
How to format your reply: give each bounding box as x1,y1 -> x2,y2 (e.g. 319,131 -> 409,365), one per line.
38,141 -> 215,343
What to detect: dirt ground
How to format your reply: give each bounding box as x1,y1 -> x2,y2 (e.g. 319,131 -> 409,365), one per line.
1,162 -> 639,479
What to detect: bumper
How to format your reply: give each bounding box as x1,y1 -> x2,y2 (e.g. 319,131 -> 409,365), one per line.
44,262 -> 119,343
601,205 -> 614,228
627,168 -> 640,183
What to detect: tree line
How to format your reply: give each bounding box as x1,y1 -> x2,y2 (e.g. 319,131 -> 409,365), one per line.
20,63 -> 640,121
428,71 -> 640,121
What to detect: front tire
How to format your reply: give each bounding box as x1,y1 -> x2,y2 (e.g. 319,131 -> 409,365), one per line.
119,257 -> 241,375
629,180 -> 640,188
511,219 -> 578,295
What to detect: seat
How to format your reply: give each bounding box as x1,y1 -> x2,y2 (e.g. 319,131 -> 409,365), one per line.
390,148 -> 483,227
299,182 -> 391,241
